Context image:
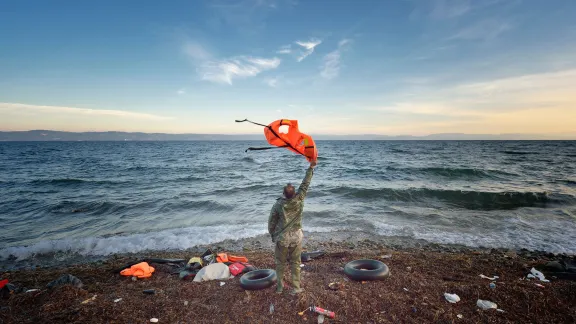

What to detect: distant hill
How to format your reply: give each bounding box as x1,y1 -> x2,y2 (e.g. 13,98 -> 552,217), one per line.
0,130 -> 574,141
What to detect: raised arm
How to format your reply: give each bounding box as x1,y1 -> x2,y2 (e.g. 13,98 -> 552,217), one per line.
297,160 -> 316,200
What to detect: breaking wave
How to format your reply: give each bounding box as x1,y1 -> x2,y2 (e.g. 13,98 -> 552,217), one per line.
328,187 -> 570,210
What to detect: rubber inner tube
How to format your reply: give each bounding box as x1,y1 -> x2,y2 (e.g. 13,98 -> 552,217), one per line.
239,269 -> 277,290
344,259 -> 390,281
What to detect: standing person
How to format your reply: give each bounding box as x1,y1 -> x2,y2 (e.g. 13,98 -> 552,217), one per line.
268,159 -> 317,294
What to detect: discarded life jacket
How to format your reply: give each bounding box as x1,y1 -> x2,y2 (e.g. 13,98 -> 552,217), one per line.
235,119 -> 318,162
120,262 -> 155,279
228,262 -> 257,276
216,253 -> 248,263
0,279 -> 8,289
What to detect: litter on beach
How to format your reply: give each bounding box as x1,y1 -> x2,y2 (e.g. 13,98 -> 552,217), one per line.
479,274 -> 499,280
444,293 -> 460,303
527,268 -> 550,282
477,299 -> 497,310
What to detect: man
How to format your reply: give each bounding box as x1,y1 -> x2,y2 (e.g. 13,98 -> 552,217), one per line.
268,159 -> 316,294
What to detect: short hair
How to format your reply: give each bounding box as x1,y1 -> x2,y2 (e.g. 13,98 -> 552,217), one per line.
283,183 -> 295,199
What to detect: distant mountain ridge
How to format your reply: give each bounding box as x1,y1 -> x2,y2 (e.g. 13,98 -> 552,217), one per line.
0,130 -> 574,141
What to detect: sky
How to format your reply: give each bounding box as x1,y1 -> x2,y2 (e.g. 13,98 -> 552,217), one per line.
1,0 -> 576,137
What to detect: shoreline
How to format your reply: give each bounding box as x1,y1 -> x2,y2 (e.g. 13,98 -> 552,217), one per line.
2,230 -> 574,272
1,238 -> 575,323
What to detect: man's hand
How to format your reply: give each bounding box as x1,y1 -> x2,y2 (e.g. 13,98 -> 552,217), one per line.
310,160 -> 317,168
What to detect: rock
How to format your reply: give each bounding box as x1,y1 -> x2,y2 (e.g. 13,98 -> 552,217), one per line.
504,251 -> 517,259
543,261 -> 564,272
46,274 -> 83,289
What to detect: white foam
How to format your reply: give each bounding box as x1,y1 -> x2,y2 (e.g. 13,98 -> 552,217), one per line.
0,224 -> 267,261
372,219 -> 576,255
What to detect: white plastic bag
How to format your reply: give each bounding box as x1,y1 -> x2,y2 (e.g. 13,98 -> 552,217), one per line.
444,293 -> 461,303
529,267 -> 550,282
477,299 -> 497,310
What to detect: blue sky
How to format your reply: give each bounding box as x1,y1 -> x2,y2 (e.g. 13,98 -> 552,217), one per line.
1,0 -> 575,136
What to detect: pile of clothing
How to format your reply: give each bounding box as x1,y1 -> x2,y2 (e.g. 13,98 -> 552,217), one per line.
179,249 -> 256,282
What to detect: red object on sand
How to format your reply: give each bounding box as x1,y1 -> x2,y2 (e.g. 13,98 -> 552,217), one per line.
0,279 -> 8,289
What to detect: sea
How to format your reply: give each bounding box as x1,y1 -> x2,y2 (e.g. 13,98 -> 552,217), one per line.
1,140 -> 575,268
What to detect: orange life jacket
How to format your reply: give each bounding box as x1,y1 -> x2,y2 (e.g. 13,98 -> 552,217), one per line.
216,253 -> 248,263
120,262 -> 155,278
236,118 -> 318,162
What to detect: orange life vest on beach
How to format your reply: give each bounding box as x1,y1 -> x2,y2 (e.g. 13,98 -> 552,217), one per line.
120,262 -> 155,278
216,253 -> 248,263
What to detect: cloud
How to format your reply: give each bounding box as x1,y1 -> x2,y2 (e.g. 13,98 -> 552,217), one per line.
409,0 -> 471,20
266,77 -> 279,87
448,19 -> 511,41
182,41 -> 212,61
320,51 -> 341,80
364,68 -> 576,135
0,103 -> 173,121
320,39 -> 352,80
294,38 -> 322,62
177,89 -> 186,95
199,56 -> 281,85
276,44 -> 292,54
207,0 -> 294,35
182,39 -> 281,85
429,0 -> 471,19
410,0 -> 509,21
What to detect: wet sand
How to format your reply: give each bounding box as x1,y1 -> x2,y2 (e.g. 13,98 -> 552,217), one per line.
1,234 -> 575,323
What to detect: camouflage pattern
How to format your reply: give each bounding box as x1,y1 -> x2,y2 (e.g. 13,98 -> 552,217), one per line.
268,166 -> 314,291
274,239 -> 302,290
268,167 -> 314,243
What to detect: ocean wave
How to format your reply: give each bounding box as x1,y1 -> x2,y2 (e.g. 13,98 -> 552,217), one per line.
157,199 -> 233,213
30,178 -> 125,186
328,186 -> 567,210
556,179 -> 576,186
0,223 -> 268,261
387,166 -> 517,179
172,175 -> 205,182
241,156 -> 258,163
501,151 -> 539,155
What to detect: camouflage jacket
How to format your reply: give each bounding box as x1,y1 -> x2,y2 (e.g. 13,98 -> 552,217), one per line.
268,166 -> 314,244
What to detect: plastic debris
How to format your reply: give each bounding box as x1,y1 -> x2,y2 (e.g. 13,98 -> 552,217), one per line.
328,282 -> 342,291
81,295 -> 97,304
150,318 -> 158,323
457,314 -> 463,319
477,299 -> 497,310
220,282 -> 226,286
298,307 -> 309,316
479,274 -> 499,280
403,288 -> 409,292
269,303 -> 274,314
444,293 -> 461,303
380,254 -> 392,259
114,298 -> 122,303
318,314 -> 325,323
300,264 -> 305,268
25,289 -> 40,293
312,306 -> 335,319
535,283 -> 545,288
184,301 -> 189,306
497,309 -> 505,313
489,282 -> 496,289
143,289 -> 155,295
529,268 -> 550,282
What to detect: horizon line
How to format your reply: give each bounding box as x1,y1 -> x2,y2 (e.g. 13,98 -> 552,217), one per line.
1,129 -> 575,140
